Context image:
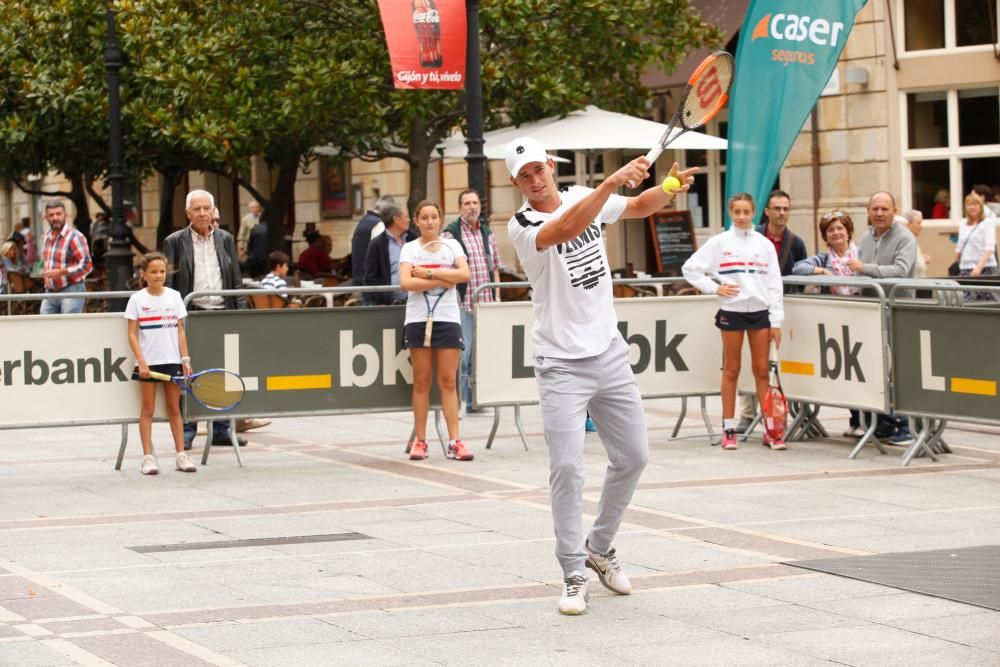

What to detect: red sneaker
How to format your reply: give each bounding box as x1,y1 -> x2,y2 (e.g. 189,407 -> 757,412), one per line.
764,432 -> 787,450
720,429 -> 738,450
446,439 -> 474,461
409,440 -> 429,460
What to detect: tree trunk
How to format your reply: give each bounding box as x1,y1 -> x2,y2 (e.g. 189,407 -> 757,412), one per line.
264,141 -> 303,255
68,173 -> 91,238
156,167 -> 184,249
406,118 -> 430,215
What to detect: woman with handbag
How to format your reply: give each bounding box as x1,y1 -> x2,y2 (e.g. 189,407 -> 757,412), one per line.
952,192 -> 998,302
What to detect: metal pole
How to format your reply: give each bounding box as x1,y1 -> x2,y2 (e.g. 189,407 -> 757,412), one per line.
464,0 -> 487,201
104,7 -> 131,311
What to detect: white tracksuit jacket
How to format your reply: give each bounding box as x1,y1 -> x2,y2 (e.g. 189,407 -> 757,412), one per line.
681,226 -> 784,327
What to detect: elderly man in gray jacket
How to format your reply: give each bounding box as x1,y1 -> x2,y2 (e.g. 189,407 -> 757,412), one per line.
163,189 -> 248,449
846,191 -> 916,445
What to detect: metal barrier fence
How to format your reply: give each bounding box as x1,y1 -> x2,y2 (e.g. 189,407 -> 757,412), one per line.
0,286 -> 448,469
471,277 -> 721,449
889,282 -> 1000,465
0,276 -> 989,469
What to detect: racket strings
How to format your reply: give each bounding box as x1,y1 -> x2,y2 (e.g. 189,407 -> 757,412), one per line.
681,53 -> 734,127
190,372 -> 244,410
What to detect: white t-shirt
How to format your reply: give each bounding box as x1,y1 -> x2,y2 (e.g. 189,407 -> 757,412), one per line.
124,287 -> 188,365
508,185 -> 627,359
399,238 -> 466,325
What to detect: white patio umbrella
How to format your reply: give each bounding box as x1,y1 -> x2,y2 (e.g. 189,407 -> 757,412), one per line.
435,104 -> 727,160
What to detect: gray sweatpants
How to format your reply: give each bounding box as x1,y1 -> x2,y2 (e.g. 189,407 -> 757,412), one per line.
533,334 -> 649,577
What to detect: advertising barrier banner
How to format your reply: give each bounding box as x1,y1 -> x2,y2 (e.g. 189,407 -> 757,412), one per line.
0,313 -> 164,428
738,297 -> 886,410
893,305 -> 1000,422
378,0 -> 466,89
185,307 -> 429,419
473,297 -> 722,406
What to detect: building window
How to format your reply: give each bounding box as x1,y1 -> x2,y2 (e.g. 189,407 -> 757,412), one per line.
902,86 -> 1000,218
906,91 -> 947,149
959,88 -> 1000,146
902,0 -> 998,52
956,0 -> 996,46
905,0 -> 945,50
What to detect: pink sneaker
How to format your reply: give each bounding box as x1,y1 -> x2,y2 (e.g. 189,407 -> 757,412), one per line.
720,429 -> 738,450
446,439 -> 474,461
764,432 -> 787,450
409,440 -> 428,460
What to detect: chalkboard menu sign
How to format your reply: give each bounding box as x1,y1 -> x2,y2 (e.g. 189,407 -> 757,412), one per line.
647,210 -> 696,275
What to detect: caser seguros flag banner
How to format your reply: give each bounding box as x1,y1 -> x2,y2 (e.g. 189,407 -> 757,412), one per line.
725,1 -> 868,222
377,0 -> 467,90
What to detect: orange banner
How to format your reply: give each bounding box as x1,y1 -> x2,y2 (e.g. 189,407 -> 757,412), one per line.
378,0 -> 467,90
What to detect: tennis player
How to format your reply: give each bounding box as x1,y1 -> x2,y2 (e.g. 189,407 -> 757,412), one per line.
506,137 -> 696,615
399,200 -> 473,462
124,252 -> 197,475
682,193 -> 784,451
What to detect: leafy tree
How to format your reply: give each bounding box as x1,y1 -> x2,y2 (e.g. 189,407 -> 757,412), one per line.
0,0 -> 720,252
0,0 -> 120,234
119,0 -> 387,249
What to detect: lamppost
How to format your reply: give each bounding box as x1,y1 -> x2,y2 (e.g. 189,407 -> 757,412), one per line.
464,0 -> 486,201
104,7 -> 131,310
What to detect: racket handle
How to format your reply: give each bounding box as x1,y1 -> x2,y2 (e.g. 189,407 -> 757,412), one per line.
644,146 -> 664,165
148,370 -> 172,382
625,146 -> 665,189
423,317 -> 433,347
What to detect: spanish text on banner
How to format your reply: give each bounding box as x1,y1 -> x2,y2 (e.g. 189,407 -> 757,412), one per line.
378,0 -> 467,90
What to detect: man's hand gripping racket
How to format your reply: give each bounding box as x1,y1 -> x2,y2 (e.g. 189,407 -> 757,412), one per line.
148,369 -> 246,411
626,50 -> 734,189
762,342 -> 788,443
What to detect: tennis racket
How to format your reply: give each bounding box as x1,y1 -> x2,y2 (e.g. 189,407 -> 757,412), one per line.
415,239 -> 457,347
762,342 -> 788,442
626,50 -> 734,188
148,369 -> 246,411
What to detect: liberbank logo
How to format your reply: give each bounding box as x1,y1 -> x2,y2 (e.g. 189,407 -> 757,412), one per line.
751,13 -> 846,66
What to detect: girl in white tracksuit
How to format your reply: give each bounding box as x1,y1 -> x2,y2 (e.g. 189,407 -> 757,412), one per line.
682,193 -> 785,450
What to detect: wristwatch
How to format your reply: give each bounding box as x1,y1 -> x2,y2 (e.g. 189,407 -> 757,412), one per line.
425,268 -> 433,279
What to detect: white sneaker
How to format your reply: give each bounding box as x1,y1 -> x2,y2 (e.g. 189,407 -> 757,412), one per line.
843,426 -> 863,437
558,572 -> 589,615
175,452 -> 197,473
585,541 -> 632,595
140,455 -> 159,476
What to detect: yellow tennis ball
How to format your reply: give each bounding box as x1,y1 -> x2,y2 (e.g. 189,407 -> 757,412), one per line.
662,175 -> 682,194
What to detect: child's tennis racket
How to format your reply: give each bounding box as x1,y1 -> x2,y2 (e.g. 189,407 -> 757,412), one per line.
762,342 -> 788,442
626,50 -> 734,188
148,369 -> 246,411
415,239 -> 457,347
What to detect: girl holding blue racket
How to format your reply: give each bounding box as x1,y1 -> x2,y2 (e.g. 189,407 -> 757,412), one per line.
399,201 -> 472,462
125,252 -> 197,475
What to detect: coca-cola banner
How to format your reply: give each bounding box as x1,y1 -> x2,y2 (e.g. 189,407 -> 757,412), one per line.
377,0 -> 467,90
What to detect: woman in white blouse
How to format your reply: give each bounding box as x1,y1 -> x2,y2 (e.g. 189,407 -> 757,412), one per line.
954,192 -> 998,302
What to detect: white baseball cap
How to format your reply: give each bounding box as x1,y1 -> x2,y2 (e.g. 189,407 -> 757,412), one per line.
505,137 -> 550,178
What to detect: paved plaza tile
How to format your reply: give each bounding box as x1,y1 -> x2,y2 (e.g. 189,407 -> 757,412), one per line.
0,398 -> 999,665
